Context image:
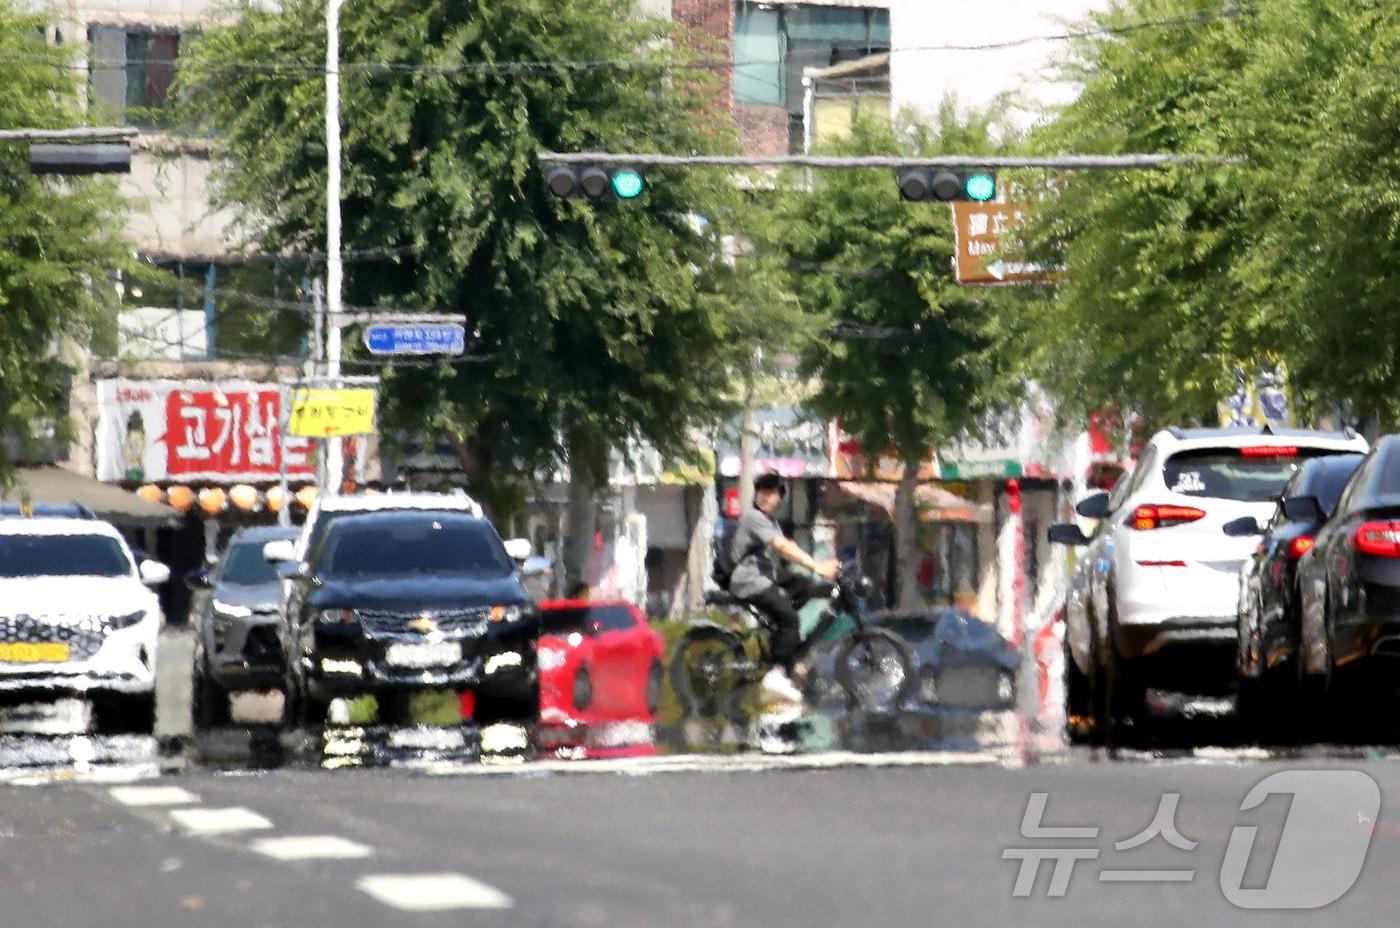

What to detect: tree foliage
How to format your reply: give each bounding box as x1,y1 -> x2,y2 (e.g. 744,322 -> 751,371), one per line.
0,4 -> 130,481
1023,0 -> 1400,429
183,0 -> 755,502
762,112 -> 1010,467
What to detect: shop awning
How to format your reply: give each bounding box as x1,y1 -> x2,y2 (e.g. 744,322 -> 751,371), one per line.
4,466 -> 180,528
833,480 -> 989,524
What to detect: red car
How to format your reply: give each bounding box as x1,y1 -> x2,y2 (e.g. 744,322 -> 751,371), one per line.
535,599 -> 666,756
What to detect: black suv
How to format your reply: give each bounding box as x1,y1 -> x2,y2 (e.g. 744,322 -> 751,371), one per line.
281,509 -> 536,725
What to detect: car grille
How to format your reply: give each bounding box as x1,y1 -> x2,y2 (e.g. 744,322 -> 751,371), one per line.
355,608 -> 491,636
0,615 -> 108,660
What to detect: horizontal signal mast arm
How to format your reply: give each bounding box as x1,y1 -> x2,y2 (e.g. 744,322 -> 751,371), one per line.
536,152 -> 1245,170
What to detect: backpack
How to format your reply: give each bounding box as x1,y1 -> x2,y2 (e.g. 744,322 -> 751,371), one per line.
711,520 -> 740,589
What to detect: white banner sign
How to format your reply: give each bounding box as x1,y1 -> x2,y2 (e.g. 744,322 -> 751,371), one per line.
96,379 -> 314,483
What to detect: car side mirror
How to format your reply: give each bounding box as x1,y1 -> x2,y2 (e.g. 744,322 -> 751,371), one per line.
1222,516 -> 1264,537
139,560 -> 171,587
1075,492 -> 1110,520
184,567 -> 213,591
276,561 -> 309,581
263,538 -> 297,563
1281,495 -> 1326,523
1047,523 -> 1090,546
503,538 -> 533,562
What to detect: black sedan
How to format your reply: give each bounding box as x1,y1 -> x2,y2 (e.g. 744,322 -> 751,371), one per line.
1230,452 -> 1364,726
282,510 -> 537,726
189,525 -> 300,726
1297,434 -> 1400,716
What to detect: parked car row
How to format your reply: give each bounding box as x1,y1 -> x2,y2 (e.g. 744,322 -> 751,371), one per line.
0,516 -> 171,732
1049,425 -> 1371,743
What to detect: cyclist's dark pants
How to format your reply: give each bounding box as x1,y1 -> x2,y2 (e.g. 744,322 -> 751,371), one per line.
744,575 -> 834,671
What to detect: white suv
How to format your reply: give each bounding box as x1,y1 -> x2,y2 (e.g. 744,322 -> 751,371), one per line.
1050,426 -> 1367,740
0,518 -> 170,730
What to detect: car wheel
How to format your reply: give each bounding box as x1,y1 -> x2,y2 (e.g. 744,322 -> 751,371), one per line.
192,665 -> 230,729
645,660 -> 664,715
94,693 -> 154,735
1102,594 -> 1143,748
1064,634 -> 1092,743
572,667 -> 594,711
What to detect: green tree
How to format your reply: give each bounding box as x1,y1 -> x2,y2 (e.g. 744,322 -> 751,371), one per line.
1022,0 -> 1400,430
183,0 -> 756,582
0,5 -> 131,482
762,112 -> 1011,607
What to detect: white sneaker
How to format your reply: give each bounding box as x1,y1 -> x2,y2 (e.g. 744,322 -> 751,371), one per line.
760,667 -> 805,704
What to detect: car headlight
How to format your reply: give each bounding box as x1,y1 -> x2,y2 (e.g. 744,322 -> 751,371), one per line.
106,610 -> 147,631
489,604 -> 524,623
484,650 -> 523,675
212,599 -> 254,618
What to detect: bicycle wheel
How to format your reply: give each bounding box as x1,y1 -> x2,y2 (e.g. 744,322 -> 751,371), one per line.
669,626 -> 747,719
835,628 -> 914,712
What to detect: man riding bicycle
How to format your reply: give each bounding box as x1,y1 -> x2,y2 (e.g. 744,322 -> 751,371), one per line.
726,473 -> 839,703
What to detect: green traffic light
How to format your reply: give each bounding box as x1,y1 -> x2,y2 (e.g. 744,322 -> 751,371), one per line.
611,169 -> 645,199
964,173 -> 996,202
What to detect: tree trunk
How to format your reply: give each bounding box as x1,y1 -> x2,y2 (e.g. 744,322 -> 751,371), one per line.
563,426 -> 606,592
894,455 -> 922,609
736,378 -> 757,513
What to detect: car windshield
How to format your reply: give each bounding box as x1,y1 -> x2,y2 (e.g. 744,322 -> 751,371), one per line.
1163,448 -> 1342,502
879,616 -> 938,644
1310,456 -> 1365,514
0,534 -> 131,578
220,541 -> 282,585
318,516 -> 512,579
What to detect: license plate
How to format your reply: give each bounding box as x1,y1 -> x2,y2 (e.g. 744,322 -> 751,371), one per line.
0,642 -> 70,663
384,641 -> 460,668
388,727 -> 466,750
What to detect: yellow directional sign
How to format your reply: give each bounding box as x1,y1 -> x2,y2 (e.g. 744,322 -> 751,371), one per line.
288,388 -> 376,437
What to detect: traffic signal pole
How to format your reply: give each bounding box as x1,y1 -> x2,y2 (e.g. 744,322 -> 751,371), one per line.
325,0 -> 345,495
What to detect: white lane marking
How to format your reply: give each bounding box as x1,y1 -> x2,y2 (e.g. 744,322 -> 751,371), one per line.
168,807 -> 274,836
356,873 -> 513,911
249,835 -> 374,861
426,749 -> 1004,777
109,785 -> 199,807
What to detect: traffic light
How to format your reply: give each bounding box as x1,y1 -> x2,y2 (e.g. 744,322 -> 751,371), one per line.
28,142 -> 131,175
897,169 -> 996,203
545,165 -> 645,201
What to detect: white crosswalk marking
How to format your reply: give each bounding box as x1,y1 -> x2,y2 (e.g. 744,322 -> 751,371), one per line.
108,785 -> 199,807
249,835 -> 373,861
356,873 -> 513,911
168,807 -> 274,836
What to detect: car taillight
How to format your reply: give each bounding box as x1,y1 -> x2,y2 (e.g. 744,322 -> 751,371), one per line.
1240,445 -> 1299,458
1130,504 -> 1206,531
1287,536 -> 1315,560
1354,521 -> 1400,558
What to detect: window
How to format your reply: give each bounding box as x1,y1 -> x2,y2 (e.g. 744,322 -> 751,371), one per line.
588,606 -> 639,635
90,26 -> 182,127
1162,448 -> 1339,503
733,3 -> 890,110
0,535 -> 131,578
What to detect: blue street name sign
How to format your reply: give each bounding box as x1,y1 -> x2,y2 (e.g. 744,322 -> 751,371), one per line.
363,323 -> 466,356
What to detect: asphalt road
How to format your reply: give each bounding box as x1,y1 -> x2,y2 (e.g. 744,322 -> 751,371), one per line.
6,750 -> 1400,928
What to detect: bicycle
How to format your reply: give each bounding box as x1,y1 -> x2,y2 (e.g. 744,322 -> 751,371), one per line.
669,564 -> 914,718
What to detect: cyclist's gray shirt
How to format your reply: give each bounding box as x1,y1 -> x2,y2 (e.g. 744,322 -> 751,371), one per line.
728,507 -> 780,599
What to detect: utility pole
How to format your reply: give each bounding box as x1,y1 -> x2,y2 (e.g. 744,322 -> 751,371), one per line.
324,0 -> 345,496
